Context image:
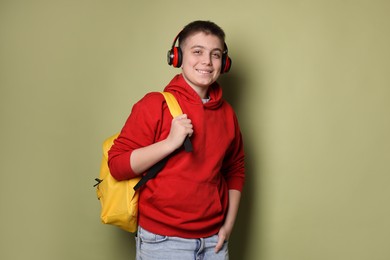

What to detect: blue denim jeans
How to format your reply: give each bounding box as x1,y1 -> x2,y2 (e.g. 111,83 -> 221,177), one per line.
136,226 -> 229,260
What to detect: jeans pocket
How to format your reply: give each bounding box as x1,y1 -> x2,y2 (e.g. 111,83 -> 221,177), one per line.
139,226 -> 168,243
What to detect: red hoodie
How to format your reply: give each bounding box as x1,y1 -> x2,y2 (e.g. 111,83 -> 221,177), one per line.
108,74 -> 245,238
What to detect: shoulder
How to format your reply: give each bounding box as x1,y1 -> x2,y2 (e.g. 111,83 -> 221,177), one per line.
132,92 -> 166,110
138,92 -> 165,104
220,99 -> 236,115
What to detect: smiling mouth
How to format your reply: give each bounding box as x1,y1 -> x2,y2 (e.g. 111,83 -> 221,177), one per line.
196,69 -> 213,74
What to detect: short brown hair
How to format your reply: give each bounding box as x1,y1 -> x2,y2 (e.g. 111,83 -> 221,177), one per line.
178,20 -> 226,48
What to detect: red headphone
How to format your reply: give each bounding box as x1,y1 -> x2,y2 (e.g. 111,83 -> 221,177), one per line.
167,33 -> 232,74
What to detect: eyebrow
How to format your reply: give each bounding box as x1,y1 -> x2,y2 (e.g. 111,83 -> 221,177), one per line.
190,45 -> 223,53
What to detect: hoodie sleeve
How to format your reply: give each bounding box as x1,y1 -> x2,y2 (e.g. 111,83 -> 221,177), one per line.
107,92 -> 165,181
221,112 -> 246,192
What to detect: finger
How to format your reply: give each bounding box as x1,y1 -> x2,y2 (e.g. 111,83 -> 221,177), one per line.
187,129 -> 194,137
214,236 -> 225,253
176,114 -> 187,120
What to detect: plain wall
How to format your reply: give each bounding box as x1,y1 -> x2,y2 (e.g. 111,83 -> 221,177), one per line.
1,0 -> 389,259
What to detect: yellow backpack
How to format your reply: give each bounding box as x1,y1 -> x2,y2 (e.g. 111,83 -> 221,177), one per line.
94,92 -> 192,233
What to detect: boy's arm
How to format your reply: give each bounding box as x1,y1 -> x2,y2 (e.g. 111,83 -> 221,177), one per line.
215,189 -> 241,253
130,114 -> 193,174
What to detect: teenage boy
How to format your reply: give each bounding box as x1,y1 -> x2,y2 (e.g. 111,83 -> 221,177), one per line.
108,20 -> 245,260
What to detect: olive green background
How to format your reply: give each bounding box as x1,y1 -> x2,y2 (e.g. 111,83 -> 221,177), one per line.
1,0 -> 389,259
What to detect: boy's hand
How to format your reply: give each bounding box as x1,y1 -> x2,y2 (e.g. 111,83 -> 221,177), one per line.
167,114 -> 193,150
215,225 -> 231,253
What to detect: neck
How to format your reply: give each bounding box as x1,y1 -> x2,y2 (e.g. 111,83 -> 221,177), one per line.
193,87 -> 209,99
181,74 -> 210,99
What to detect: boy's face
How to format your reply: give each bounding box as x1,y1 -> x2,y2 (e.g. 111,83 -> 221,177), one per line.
180,32 -> 224,97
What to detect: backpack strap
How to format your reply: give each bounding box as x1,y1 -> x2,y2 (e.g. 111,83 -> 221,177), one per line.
133,158 -> 168,190
133,92 -> 192,191
160,92 -> 193,153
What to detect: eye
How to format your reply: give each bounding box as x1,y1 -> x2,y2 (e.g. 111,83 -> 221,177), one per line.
212,52 -> 222,59
193,49 -> 202,55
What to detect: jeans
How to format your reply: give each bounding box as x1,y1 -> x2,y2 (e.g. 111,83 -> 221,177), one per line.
136,226 -> 229,260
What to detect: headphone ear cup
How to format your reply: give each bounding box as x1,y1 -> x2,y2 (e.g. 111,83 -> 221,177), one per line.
174,47 -> 183,68
167,49 -> 174,66
167,47 -> 182,68
221,54 -> 232,73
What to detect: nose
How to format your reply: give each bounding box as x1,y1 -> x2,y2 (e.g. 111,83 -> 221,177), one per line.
202,53 -> 212,65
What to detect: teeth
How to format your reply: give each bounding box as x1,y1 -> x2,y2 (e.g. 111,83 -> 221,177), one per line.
197,69 -> 212,74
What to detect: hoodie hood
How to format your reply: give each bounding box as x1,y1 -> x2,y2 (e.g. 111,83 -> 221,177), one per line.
164,74 -> 224,110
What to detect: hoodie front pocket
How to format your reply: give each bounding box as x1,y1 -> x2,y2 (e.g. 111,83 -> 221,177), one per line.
147,179 -> 223,222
